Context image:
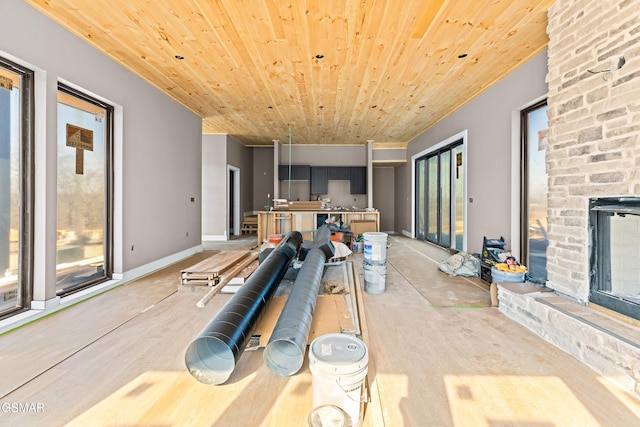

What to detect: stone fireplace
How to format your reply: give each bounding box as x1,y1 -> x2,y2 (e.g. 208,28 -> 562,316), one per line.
545,0 -> 640,317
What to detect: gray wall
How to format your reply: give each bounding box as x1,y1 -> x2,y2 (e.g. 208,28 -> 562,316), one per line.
397,50 -> 549,254
253,147 -> 274,211
202,134 -> 227,238
1,0 -> 202,289
227,136 -> 253,220
373,167 -> 395,233
279,144 -> 366,166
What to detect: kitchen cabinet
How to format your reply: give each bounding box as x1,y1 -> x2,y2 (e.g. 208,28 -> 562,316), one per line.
278,165 -> 310,181
349,167 -> 367,194
310,167 -> 328,194
327,166 -> 351,181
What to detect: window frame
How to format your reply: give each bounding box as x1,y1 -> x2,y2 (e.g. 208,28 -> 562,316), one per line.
55,83 -> 114,296
0,56 -> 35,319
520,98 -> 549,284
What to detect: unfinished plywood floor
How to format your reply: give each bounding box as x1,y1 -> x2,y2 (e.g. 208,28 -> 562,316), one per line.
1,236 -> 639,426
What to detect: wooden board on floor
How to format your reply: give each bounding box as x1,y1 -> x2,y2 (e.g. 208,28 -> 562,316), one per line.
252,294 -> 354,348
180,250 -> 258,291
180,250 -> 251,283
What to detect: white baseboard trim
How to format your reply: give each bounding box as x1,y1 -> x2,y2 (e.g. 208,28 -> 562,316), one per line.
117,244 -> 203,283
202,234 -> 228,241
402,229 -> 413,238
0,244 -> 203,335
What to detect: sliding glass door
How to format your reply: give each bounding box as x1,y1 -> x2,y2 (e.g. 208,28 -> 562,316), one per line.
415,139 -> 464,250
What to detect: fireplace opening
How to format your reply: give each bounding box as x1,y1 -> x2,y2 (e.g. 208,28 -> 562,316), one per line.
589,197 -> 640,321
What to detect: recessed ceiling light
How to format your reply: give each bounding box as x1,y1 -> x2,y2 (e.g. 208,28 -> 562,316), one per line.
458,53 -> 468,59
315,54 -> 324,59
319,105 -> 324,109
267,106 -> 273,109
175,55 -> 185,60
419,105 -> 425,108
371,105 -> 377,109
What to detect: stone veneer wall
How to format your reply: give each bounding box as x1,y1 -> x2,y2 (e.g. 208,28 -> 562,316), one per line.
546,0 -> 640,302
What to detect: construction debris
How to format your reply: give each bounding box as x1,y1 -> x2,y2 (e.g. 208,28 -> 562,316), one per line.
178,251 -> 259,301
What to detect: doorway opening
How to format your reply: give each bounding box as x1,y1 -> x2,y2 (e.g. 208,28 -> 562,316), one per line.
227,165 -> 240,238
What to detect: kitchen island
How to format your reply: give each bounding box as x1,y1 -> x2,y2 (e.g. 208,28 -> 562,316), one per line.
257,210 -> 379,244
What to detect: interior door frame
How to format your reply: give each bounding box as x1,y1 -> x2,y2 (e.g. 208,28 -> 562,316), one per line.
227,165 -> 240,238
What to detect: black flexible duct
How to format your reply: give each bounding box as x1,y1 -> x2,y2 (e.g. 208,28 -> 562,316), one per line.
185,231 -> 302,385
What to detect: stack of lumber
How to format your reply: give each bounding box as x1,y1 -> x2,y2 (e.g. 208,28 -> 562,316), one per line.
286,200 -> 324,210
179,250 -> 259,292
241,215 -> 258,234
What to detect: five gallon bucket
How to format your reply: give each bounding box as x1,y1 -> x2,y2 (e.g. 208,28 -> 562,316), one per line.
363,232 -> 387,264
309,333 -> 369,427
363,261 -> 386,294
362,232 -> 388,294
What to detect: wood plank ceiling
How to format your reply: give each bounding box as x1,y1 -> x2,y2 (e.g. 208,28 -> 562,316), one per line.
25,0 -> 554,147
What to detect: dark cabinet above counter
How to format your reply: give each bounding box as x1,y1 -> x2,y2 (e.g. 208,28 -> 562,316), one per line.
279,164 -> 367,195
327,166 -> 352,181
309,166 -> 366,195
349,167 -> 367,194
278,165 -> 310,181
310,166 -> 328,195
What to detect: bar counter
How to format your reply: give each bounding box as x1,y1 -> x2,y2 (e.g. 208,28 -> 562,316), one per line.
257,210 -> 379,244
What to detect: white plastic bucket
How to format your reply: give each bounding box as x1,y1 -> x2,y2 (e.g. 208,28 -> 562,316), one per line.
363,261 -> 386,294
363,232 -> 387,264
309,334 -> 369,427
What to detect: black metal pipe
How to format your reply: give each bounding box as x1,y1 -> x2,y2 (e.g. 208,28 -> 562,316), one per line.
185,231 -> 302,385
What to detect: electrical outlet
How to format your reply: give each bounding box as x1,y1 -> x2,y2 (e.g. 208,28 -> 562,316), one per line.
131,244 -> 134,251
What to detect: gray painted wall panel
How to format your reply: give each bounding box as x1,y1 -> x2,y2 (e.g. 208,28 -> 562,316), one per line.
227,135 -> 253,222
202,135 -> 227,237
279,145 -> 366,166
253,147 -> 274,211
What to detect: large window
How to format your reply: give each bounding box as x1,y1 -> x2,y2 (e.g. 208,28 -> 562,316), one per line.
521,100 -> 549,284
56,84 -> 113,296
415,139 -> 464,250
0,57 -> 34,318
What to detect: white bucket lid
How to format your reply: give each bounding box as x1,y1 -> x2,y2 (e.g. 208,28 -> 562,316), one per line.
362,232 -> 387,239
308,405 -> 346,427
309,333 -> 368,376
